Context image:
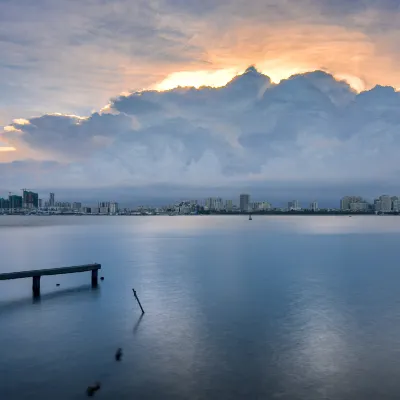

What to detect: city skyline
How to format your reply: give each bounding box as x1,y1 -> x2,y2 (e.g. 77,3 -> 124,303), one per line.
2,189 -> 400,215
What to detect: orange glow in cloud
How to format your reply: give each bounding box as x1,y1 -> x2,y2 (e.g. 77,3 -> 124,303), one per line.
154,18 -> 399,92
0,146 -> 16,152
155,68 -> 239,90
155,65 -> 365,93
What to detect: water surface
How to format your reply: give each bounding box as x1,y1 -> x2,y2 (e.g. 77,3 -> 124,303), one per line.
1,215 -> 400,399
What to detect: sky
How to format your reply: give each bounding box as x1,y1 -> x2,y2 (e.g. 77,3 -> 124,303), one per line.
1,0 -> 400,204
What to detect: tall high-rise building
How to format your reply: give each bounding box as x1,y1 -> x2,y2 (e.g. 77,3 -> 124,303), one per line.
392,197 -> 400,212
0,198 -> 10,209
240,194 -> 250,212
109,202 -> 118,214
378,195 -> 392,213
23,190 -> 39,209
225,200 -> 233,212
214,198 -> 223,211
9,195 -> 23,209
49,193 -> 55,207
38,199 -> 43,208
310,201 -> 318,211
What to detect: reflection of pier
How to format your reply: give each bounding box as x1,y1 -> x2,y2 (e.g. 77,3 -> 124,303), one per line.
0,263 -> 101,297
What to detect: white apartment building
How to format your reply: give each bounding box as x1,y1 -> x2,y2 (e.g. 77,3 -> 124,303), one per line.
373,195 -> 392,213
288,200 -> 300,211
109,202 -> 119,214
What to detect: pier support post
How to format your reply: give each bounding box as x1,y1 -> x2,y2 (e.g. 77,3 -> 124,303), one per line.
32,275 -> 41,297
91,269 -> 98,287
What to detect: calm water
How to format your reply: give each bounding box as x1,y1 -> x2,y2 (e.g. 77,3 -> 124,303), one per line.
1,215 -> 400,399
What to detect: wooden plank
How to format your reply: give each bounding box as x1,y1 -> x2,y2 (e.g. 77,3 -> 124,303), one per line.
0,263 -> 101,280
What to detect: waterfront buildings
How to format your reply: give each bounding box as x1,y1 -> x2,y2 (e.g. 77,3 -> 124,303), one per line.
392,197 -> 400,212
350,202 -> 369,212
0,198 -> 9,209
205,197 -> 223,211
340,196 -> 367,211
9,195 -> 23,209
288,200 -> 300,211
109,202 -> 119,214
3,188 -> 400,215
22,190 -> 39,209
240,194 -> 250,212
73,202 -> 82,211
252,202 -> 271,211
225,200 -> 233,212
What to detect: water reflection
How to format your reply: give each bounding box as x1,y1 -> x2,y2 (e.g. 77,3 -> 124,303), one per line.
133,313 -> 144,335
2,216 -> 400,399
0,284 -> 99,315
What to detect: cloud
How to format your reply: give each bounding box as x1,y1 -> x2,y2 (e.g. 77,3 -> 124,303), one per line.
1,0 -> 400,128
2,67 -> 400,201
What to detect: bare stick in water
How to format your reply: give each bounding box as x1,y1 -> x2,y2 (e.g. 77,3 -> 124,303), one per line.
132,288 -> 145,314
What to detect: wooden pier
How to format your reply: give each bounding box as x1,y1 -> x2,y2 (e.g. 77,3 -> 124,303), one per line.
0,263 -> 101,296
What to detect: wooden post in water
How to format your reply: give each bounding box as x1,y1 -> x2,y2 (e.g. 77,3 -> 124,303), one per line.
91,269 -> 98,288
132,288 -> 145,314
32,275 -> 40,297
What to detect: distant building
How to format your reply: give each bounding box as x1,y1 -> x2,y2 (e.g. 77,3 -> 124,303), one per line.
72,202 -> 82,210
340,196 -> 363,211
205,197 -> 222,211
49,192 -> 55,207
38,199 -> 43,208
288,200 -> 300,211
9,195 -> 23,209
0,198 -> 10,210
109,202 -> 118,214
225,200 -> 233,212
350,202 -> 368,212
240,194 -> 250,212
379,195 -> 392,213
98,202 -> 110,214
23,190 -> 39,209
261,202 -> 271,211
310,201 -> 318,211
214,198 -> 223,211
252,202 -> 271,211
83,207 -> 92,214
392,198 -> 400,212
55,202 -> 71,209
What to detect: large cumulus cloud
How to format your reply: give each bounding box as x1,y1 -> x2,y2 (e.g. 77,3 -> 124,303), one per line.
1,67 -> 400,195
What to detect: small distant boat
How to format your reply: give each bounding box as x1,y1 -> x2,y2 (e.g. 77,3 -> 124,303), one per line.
249,214 -> 252,220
